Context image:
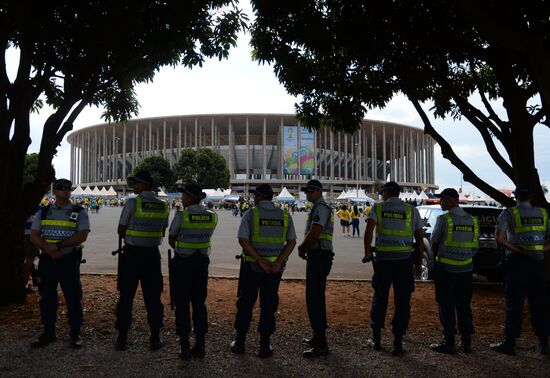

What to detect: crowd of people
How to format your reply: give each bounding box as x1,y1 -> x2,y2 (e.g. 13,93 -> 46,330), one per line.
25,173 -> 550,362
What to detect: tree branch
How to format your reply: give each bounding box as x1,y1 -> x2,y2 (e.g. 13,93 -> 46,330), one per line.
408,96 -> 515,207
54,100 -> 88,145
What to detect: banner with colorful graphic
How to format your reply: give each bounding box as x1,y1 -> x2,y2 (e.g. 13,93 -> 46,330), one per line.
300,127 -> 315,175
283,126 -> 298,174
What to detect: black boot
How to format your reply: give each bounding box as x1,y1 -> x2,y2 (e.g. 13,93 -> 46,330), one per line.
149,329 -> 162,350
461,335 -> 472,354
430,335 -> 456,354
230,333 -> 246,354
115,330 -> 128,351
70,328 -> 83,349
191,334 -> 206,358
303,332 -> 329,358
180,336 -> 191,360
258,333 -> 273,358
367,328 -> 382,351
302,334 -> 317,348
539,337 -> 548,355
392,335 -> 404,357
490,337 -> 515,356
31,326 -> 56,348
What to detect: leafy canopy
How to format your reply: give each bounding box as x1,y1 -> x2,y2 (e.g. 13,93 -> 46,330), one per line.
175,148 -> 230,189
132,156 -> 176,190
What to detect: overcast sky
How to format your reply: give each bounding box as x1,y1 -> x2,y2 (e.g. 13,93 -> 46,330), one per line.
12,9 -> 550,196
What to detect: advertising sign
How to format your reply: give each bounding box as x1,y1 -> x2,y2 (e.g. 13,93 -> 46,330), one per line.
283,126 -> 298,174
300,127 -> 315,175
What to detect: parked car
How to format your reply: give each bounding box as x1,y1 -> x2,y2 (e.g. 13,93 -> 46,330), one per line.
416,205 -> 505,282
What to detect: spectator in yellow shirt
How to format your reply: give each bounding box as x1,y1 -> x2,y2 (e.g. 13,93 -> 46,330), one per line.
336,205 -> 351,236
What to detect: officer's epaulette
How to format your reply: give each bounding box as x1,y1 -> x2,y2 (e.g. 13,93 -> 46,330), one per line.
72,204 -> 84,213
40,204 -> 52,220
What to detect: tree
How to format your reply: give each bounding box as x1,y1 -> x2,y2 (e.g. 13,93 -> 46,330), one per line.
250,1 -> 550,208
132,156 -> 176,191
0,2 -> 247,305
22,153 -> 40,184
174,148 -> 230,189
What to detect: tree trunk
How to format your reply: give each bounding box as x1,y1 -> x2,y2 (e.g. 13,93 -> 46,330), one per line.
0,199 -> 26,305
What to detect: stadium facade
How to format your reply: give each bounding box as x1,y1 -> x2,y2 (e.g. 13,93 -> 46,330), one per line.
67,114 -> 436,195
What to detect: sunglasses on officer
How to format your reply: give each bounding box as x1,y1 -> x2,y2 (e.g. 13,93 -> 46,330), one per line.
54,186 -> 71,191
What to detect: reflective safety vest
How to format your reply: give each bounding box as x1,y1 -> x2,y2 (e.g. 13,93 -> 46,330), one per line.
175,209 -> 217,256
242,206 -> 289,263
436,212 -> 479,272
40,205 -> 84,253
125,196 -> 169,246
374,201 -> 414,259
510,206 -> 548,260
306,202 -> 335,243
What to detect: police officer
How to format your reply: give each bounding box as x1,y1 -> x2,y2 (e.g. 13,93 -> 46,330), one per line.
30,178 -> 90,349
168,184 -> 217,359
231,184 -> 297,357
490,187 -> 550,355
298,179 -> 334,358
363,181 -> 424,356
115,170 -> 169,351
429,188 -> 478,354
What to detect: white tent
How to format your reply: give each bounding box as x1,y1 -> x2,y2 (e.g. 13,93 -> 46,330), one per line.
99,187 -> 108,196
276,187 -> 295,201
106,186 -> 117,196
91,186 -> 101,195
336,191 -> 348,200
157,189 -> 167,197
72,185 -> 84,195
204,188 -> 224,199
417,191 -> 429,200
82,186 -> 93,195
222,189 -> 231,196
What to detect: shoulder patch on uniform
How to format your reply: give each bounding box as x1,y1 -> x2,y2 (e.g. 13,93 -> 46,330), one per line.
313,215 -> 320,222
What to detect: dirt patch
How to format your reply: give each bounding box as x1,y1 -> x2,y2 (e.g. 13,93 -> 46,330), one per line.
0,275 -> 547,377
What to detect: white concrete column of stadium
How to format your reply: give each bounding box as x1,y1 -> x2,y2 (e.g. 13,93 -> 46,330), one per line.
263,117 -> 267,179
122,123 -> 127,182
370,125 -> 375,181
178,120 -> 182,160
163,120 -> 166,159
245,117 -> 250,180
211,118 -> 215,149
314,127 -> 318,178
194,118 -> 198,149
228,118 -> 234,178
344,133 -> 348,181
382,125 -> 387,181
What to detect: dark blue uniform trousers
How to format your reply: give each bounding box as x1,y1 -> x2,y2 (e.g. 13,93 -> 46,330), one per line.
504,254 -> 549,338
115,245 -> 164,332
371,258 -> 414,336
434,266 -> 474,337
38,253 -> 83,330
234,261 -> 283,335
306,249 -> 334,333
173,252 -> 209,337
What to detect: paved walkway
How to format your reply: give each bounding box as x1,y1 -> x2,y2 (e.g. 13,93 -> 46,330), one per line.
80,207 -> 372,279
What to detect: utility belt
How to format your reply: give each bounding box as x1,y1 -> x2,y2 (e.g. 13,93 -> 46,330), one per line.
174,250 -> 209,260
306,248 -> 334,257
241,253 -> 281,263
39,246 -> 83,263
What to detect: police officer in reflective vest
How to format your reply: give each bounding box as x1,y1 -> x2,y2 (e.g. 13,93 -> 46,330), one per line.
30,178 -> 90,349
168,184 -> 217,359
490,187 -> 550,355
363,181 -> 424,356
429,188 -> 478,354
115,170 -> 169,351
298,179 -> 334,358
231,184 -> 296,357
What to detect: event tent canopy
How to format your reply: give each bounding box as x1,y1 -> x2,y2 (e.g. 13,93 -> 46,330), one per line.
106,186 -> 117,196
72,185 -> 84,195
276,187 -> 295,201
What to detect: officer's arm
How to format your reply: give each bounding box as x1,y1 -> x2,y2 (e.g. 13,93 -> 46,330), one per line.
168,235 -> 176,249
278,239 -> 297,263
30,229 -> 52,251
300,224 -> 323,250
495,228 -> 526,254
239,237 -> 267,264
363,219 -> 376,258
58,230 -> 90,248
118,224 -> 127,238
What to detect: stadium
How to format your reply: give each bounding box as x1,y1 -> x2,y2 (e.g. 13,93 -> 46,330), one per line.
67,114 -> 436,196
